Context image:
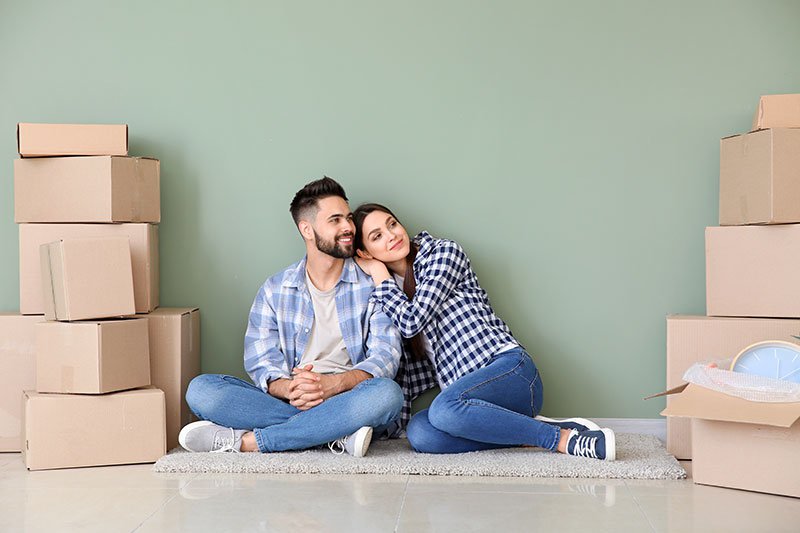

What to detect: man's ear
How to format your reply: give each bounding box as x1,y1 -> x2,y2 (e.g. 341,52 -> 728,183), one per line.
356,249 -> 372,259
298,220 -> 314,241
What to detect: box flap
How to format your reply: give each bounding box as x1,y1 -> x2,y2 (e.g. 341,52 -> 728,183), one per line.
643,383 -> 688,400
660,384 -> 800,427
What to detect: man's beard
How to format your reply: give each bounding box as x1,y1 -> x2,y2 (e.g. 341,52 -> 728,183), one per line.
314,229 -> 354,259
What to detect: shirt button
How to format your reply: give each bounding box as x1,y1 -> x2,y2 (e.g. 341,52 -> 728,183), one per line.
305,328 -> 309,333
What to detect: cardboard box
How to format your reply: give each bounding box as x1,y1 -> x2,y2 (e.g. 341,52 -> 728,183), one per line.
706,225 -> 800,318
20,224 -> 158,315
752,94 -> 800,131
146,308 -> 200,450
0,314 -> 45,451
41,237 -> 136,321
719,129 -> 800,225
22,387 -> 165,470
17,123 -> 128,157
36,319 -> 151,394
661,384 -> 800,498
15,156 -> 160,223
665,315 -> 800,459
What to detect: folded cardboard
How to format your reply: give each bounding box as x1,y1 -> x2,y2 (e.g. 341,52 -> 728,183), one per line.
706,225 -> 800,318
665,315 -> 800,459
41,237 -> 136,321
17,123 -> 128,157
20,224 -> 158,315
22,387 -> 165,470
36,319 -> 151,394
14,156 -> 160,223
752,94 -> 800,131
661,384 -> 800,498
147,308 -> 200,450
0,314 -> 45,451
719,129 -> 800,225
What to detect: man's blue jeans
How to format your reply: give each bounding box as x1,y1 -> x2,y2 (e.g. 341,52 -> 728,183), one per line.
186,374 -> 403,453
407,347 -> 560,453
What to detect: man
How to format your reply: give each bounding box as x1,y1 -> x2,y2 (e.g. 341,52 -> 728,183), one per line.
179,177 -> 404,457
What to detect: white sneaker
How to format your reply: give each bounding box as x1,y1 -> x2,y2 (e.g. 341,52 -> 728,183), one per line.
328,426 -> 373,458
178,421 -> 247,453
535,415 -> 601,433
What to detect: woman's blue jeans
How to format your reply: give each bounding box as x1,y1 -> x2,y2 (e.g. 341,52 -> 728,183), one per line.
407,348 -> 560,453
185,374 -> 403,453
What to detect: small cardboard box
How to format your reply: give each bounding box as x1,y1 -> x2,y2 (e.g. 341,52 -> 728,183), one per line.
14,156 -> 160,223
40,237 -> 136,321
22,387 -> 166,470
36,319 -> 151,394
17,123 -> 128,157
0,313 -> 45,451
20,224 -> 158,315
146,308 -> 200,450
706,225 -> 800,318
661,384 -> 800,498
719,129 -> 800,225
665,315 -> 800,459
752,94 -> 800,131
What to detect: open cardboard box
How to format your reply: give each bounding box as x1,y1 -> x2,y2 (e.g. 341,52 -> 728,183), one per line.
652,383 -> 800,498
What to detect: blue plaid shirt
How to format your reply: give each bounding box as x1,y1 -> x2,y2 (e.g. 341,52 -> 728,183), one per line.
244,257 -> 402,391
371,231 -> 520,427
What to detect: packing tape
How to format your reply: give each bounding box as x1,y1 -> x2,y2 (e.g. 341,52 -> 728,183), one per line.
60,365 -> 74,392
132,157 -> 143,221
44,244 -> 59,320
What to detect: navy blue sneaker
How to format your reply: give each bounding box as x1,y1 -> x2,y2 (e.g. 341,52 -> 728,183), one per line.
565,428 -> 616,461
535,415 -> 601,433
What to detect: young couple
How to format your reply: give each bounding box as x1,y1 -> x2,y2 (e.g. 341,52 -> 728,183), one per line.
179,177 -> 615,461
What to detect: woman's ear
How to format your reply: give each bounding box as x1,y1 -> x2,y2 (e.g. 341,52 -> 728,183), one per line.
356,249 -> 372,259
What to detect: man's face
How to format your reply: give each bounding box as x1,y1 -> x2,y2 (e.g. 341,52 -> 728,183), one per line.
310,196 -> 355,259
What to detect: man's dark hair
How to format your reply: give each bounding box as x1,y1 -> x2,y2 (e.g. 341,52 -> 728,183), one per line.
289,176 -> 348,226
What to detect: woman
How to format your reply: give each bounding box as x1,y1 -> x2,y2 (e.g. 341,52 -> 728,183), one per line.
353,203 -> 615,460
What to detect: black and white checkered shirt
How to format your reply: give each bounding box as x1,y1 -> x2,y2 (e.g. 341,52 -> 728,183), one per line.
371,231 -> 520,430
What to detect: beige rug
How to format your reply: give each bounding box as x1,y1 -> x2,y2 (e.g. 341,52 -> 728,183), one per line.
153,433 -> 686,479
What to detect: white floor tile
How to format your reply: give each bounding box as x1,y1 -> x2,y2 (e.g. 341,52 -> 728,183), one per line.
136,474 -> 409,533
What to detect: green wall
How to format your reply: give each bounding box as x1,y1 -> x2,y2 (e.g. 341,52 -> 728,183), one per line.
2,1 -> 799,418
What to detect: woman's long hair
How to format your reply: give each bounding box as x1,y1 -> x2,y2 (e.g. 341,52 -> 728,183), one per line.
353,203 -> 426,362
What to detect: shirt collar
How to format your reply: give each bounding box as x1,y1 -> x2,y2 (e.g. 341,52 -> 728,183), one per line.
283,256 -> 359,288
413,231 -> 435,254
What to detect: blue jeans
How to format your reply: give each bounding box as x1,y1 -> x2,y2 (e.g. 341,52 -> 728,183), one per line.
406,348 -> 560,453
186,374 -> 403,453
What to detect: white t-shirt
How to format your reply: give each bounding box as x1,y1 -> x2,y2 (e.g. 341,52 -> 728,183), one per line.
298,271 -> 353,374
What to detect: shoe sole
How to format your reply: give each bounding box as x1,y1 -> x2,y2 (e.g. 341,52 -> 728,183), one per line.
351,427 -> 373,458
178,420 -> 215,452
535,415 -> 601,432
601,427 -> 616,461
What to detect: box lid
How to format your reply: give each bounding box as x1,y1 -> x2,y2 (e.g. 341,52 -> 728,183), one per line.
660,384 -> 800,427
752,94 -> 800,131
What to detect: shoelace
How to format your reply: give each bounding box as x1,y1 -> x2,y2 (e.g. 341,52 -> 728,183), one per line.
211,428 -> 239,453
571,435 -> 598,459
328,436 -> 347,455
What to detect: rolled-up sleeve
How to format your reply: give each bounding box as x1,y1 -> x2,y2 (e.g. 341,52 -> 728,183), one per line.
244,284 -> 290,391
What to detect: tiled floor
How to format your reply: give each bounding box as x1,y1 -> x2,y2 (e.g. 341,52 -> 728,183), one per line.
1,453 -> 798,532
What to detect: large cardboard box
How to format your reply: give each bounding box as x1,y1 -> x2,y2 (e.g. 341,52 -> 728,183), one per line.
665,315 -> 800,459
20,224 -> 158,315
36,319 -> 151,394
41,237 -> 136,321
147,308 -> 200,450
662,384 -> 800,498
706,225 -> 800,318
0,314 -> 45,451
752,94 -> 800,131
719,129 -> 800,225
22,387 -> 166,470
17,123 -> 128,157
14,156 -> 160,223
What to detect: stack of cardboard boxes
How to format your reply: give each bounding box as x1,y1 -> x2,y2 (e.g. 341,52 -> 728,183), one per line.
661,95 -> 800,498
1,123 -> 200,470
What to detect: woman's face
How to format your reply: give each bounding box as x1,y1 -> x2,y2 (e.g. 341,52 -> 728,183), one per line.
359,210 -> 411,263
